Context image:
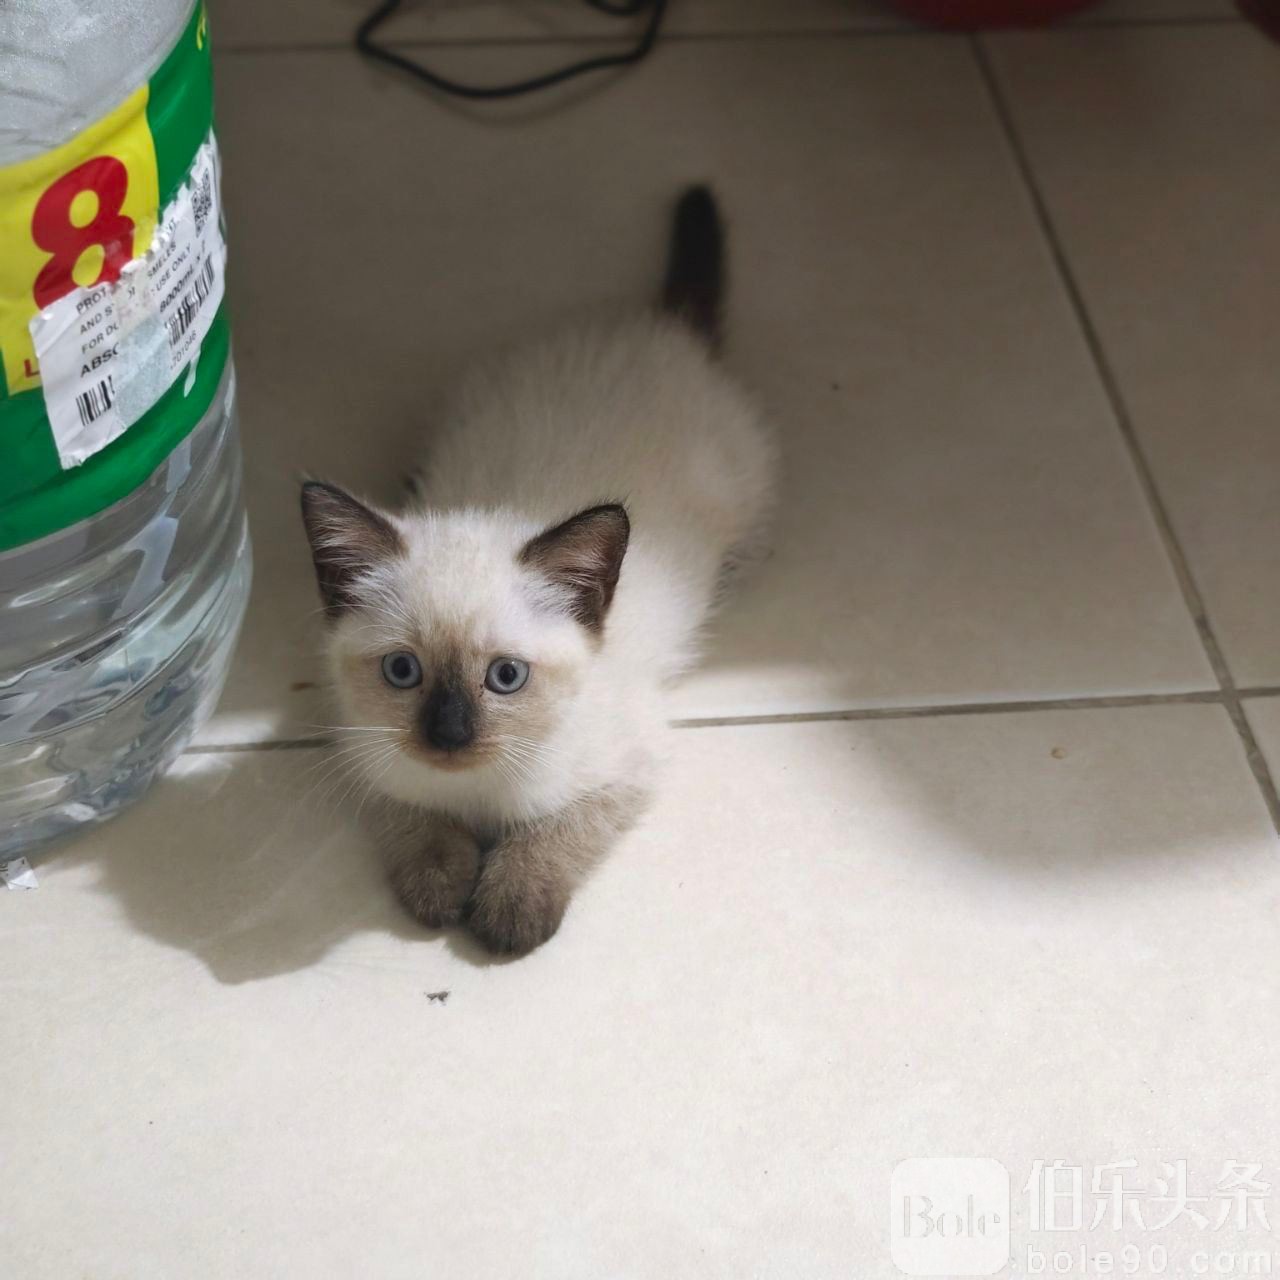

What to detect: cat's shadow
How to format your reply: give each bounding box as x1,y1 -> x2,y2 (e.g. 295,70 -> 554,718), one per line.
44,746 -> 510,985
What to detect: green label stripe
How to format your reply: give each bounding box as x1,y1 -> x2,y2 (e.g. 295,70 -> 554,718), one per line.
150,3 -> 217,207
0,1 -> 229,553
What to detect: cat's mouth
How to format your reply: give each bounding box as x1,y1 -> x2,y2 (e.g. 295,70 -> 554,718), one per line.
405,739 -> 494,773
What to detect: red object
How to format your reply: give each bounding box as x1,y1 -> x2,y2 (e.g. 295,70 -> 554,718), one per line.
888,0 -> 1099,27
891,0 -> 1280,40
1238,0 -> 1280,39
31,156 -> 135,309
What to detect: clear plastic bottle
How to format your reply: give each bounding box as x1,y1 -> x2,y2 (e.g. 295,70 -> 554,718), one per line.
0,0 -> 250,856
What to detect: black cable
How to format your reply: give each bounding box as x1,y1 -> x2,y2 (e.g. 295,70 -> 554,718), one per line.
355,0 -> 668,100
584,0 -> 650,13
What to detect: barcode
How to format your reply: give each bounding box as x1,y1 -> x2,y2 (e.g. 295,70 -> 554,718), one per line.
76,375 -> 115,428
165,256 -> 217,348
192,167 -> 213,234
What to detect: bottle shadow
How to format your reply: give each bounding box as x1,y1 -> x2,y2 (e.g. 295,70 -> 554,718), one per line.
43,746 -> 504,984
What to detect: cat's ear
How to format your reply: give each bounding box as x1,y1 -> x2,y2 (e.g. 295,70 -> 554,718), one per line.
520,503 -> 630,633
300,481 -> 404,618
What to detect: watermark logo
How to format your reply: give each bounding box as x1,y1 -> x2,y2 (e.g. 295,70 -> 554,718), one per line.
890,1157 -> 1011,1276
890,1158 -> 1274,1276
1023,1160 -> 1272,1235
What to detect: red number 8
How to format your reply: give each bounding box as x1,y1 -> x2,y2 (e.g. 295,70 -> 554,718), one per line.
31,155 -> 135,309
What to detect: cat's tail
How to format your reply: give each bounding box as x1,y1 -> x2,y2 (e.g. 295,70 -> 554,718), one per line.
661,185 -> 724,353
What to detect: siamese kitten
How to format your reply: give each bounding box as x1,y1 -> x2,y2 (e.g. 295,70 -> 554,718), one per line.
300,187 -> 774,955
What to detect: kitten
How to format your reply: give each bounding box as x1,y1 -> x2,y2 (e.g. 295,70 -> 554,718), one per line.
300,187 -> 775,955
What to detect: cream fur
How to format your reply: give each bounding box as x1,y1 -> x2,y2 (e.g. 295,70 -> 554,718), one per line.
325,312 -> 775,830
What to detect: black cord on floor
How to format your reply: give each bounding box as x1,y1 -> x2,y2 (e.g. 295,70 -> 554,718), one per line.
355,0 -> 668,100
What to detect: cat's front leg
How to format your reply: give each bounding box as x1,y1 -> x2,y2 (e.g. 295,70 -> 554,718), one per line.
374,800 -> 482,929
467,783 -> 649,956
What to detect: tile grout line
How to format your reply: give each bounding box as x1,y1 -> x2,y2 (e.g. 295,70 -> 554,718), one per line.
215,13 -> 1244,58
681,686 -> 1280,726
185,686 -> 1280,754
968,35 -> 1280,835
672,690 -> 1224,728
186,688 -> 1280,752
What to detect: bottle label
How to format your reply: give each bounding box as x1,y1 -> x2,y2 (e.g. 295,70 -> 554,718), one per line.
31,138 -> 226,468
0,2 -> 230,551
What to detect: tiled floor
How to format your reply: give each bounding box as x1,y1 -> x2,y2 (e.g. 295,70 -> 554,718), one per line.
9,2 -> 1280,1276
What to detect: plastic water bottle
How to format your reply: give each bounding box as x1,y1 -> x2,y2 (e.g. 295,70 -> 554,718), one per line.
0,0 -> 251,856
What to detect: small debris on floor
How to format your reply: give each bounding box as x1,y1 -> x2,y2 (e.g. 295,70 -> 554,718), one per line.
425,990 -> 450,1004
289,680 -> 317,692
1050,747 -> 1067,760
1,857 -> 39,891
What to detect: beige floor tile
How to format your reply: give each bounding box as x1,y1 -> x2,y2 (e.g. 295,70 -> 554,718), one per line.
213,0 -> 902,51
201,34 -> 1210,742
6,704 -> 1277,1275
1245,695 -> 1280,776
987,24 -> 1280,688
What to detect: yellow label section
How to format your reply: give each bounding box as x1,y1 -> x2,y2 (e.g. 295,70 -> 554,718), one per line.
0,86 -> 160,397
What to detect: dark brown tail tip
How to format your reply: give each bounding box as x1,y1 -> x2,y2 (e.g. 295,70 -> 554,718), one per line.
661,184 -> 724,351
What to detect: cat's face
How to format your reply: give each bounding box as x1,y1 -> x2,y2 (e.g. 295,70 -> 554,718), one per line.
300,483 -> 628,791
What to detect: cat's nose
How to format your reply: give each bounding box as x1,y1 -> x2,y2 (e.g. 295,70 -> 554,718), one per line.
420,681 -> 476,752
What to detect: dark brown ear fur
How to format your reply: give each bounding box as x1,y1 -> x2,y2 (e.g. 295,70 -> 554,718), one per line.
300,481 -> 404,617
519,503 -> 630,633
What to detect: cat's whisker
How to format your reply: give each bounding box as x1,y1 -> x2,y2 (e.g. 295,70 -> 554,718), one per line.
503,744 -> 563,770
504,733 -> 573,759
499,759 -> 534,788
301,750 -> 361,789
327,742 -> 398,814
501,736 -> 572,780
352,749 -> 402,822
359,749 -> 403,806
492,755 -> 524,791
340,619 -> 412,642
499,751 -> 542,784
302,736 -> 398,773
499,758 -> 546,789
505,748 -> 548,787
304,723 -> 399,736
322,730 -> 401,751
302,736 -> 401,799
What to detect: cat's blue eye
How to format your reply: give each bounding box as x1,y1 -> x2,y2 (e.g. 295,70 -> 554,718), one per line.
485,657 -> 529,695
381,650 -> 423,689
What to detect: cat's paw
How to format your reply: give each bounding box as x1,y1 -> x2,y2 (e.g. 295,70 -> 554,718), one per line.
386,824 -> 481,930
466,862 -> 570,956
